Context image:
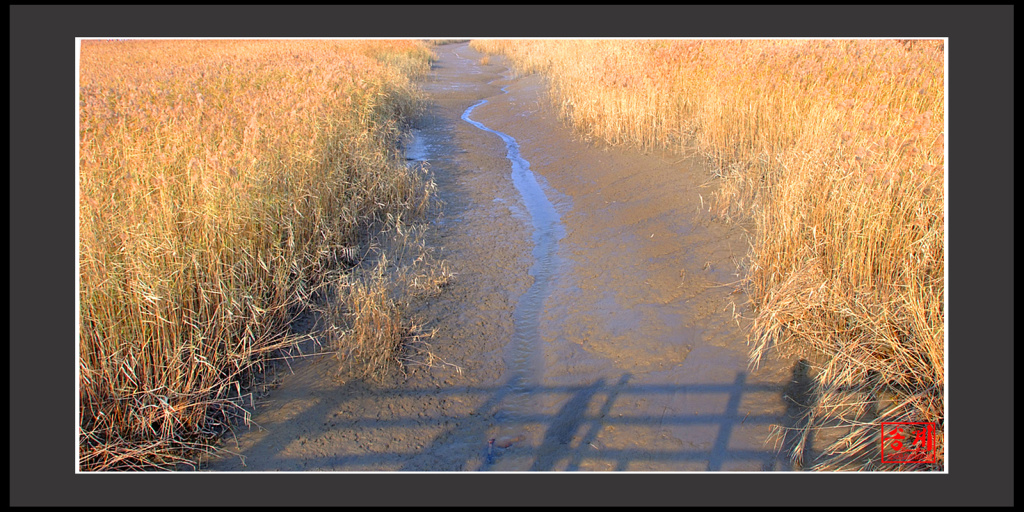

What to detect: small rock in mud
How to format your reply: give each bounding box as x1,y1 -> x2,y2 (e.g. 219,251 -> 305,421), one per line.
491,434 -> 526,449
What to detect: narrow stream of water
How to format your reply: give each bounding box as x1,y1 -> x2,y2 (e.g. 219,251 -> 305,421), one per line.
461,87 -> 567,457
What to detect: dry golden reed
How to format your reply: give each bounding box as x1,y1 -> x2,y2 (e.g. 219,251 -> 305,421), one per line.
79,39 -> 436,470
472,39 -> 945,470
323,218 -> 456,383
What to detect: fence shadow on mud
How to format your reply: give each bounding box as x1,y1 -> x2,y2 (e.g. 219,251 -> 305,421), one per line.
416,371 -> 804,472
208,359 -> 818,472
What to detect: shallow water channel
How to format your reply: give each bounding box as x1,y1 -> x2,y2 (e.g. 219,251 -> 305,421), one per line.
461,89 -> 569,467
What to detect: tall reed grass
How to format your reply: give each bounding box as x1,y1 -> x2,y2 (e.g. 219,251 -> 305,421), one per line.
78,39 -> 437,470
472,39 -> 945,470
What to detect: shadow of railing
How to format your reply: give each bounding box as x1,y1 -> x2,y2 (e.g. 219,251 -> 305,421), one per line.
431,371 -> 791,471
212,364 -> 813,471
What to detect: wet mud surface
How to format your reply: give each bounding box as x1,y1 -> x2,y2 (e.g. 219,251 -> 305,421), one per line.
203,42 -> 803,472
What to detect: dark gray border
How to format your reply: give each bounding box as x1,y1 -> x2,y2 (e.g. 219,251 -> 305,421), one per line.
10,4 -> 1013,507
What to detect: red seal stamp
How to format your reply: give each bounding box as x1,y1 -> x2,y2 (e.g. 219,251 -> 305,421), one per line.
881,422 -> 938,464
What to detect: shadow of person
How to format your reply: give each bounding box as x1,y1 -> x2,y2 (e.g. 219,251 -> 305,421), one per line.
777,358 -> 817,470
529,378 -> 605,471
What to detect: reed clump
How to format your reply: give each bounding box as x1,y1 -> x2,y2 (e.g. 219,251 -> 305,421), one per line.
79,39 -> 437,470
324,217 -> 456,383
472,39 -> 945,470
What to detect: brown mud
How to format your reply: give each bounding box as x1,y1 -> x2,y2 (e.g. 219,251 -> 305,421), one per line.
202,42 -> 811,472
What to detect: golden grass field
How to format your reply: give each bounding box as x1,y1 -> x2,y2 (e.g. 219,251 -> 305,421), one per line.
472,39 -> 945,470
78,39 -> 443,470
